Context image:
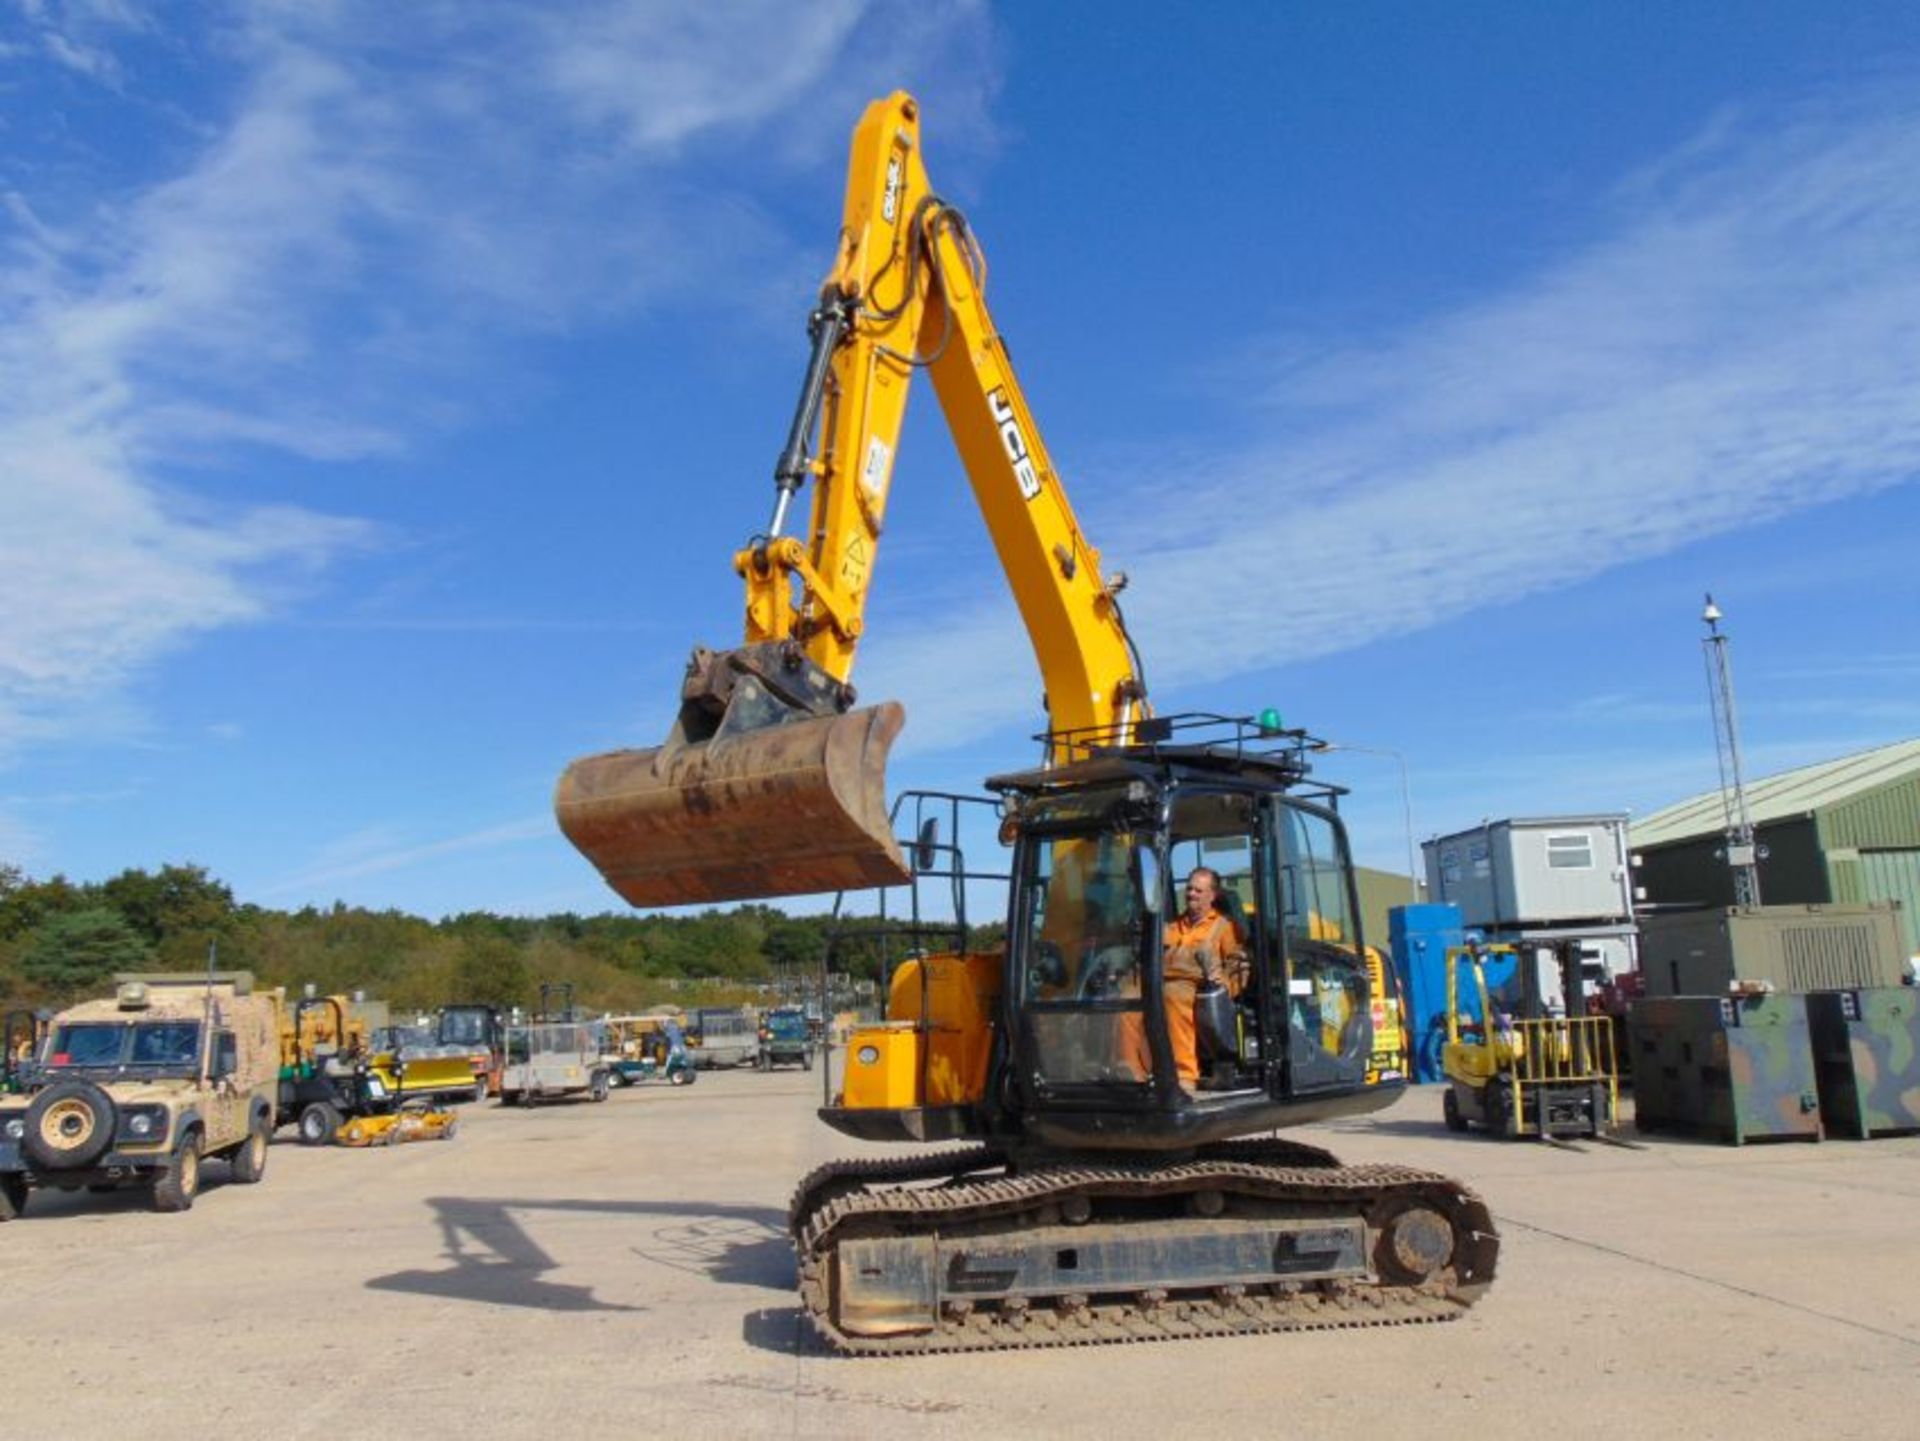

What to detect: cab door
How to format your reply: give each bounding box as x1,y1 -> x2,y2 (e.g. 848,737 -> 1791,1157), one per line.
1271,798 -> 1372,1096
204,1028 -> 248,1145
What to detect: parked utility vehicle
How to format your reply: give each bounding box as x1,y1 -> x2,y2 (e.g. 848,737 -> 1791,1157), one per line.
605,1015 -> 697,1086
0,972 -> 278,1217
688,1007 -> 760,1070
500,1021 -> 611,1105
758,1007 -> 814,1071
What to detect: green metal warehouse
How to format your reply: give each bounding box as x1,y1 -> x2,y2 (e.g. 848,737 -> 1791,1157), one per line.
1630,737 -> 1920,954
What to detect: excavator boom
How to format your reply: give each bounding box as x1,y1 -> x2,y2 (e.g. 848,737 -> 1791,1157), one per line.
557,92 -> 1142,907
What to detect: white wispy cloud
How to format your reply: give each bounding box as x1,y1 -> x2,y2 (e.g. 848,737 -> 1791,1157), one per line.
0,1 -> 995,764
257,814 -> 554,897
859,92 -> 1920,752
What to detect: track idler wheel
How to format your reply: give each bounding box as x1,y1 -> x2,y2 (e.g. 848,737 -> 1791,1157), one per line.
1375,1203 -> 1458,1284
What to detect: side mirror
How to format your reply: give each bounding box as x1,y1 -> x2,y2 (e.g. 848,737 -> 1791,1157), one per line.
213,1034 -> 239,1080
915,816 -> 940,872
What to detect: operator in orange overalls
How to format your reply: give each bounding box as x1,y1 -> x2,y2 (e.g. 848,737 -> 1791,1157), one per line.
1120,867 -> 1248,1087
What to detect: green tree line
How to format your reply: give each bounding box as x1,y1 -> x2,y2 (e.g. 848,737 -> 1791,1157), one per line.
0,862 -> 978,1017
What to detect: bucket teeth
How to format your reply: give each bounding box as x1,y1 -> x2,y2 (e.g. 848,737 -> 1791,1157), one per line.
556,700 -> 908,907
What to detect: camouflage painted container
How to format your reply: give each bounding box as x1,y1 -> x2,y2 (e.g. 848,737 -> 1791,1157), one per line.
1628,994 -> 1823,1145
1805,988 -> 1920,1140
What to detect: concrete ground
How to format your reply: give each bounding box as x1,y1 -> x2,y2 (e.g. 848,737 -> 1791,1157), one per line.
3,1070 -> 1918,1440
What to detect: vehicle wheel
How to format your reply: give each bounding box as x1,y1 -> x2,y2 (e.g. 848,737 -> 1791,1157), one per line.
23,1079 -> 116,1171
801,1051 -> 813,1072
297,1101 -> 342,1146
1487,1084 -> 1515,1139
670,1066 -> 694,1087
230,1115 -> 271,1184
590,1073 -> 611,1103
1442,1087 -> 1468,1134
472,1077 -> 489,1105
757,1052 -> 770,1072
0,1172 -> 27,1221
152,1131 -> 202,1213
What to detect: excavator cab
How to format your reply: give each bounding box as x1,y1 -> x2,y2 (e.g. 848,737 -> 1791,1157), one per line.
994,741 -> 1400,1152
825,724 -> 1404,1153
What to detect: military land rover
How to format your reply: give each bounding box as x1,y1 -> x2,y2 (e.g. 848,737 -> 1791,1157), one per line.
0,971 -> 280,1219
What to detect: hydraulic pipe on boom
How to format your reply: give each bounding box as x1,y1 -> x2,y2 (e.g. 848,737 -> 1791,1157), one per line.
556,92 -> 1146,907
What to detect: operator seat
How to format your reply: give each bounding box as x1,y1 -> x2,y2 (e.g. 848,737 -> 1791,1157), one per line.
1196,886 -> 1254,1073
1214,885 -> 1259,1010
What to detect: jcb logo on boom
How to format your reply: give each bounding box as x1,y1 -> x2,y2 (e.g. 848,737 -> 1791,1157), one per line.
989,389 -> 1041,500
882,155 -> 903,224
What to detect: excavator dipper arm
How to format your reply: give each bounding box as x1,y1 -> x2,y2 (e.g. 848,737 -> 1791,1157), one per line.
557,92 -> 1146,907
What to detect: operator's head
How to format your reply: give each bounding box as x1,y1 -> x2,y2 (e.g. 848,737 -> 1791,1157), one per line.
1184,867 -> 1220,922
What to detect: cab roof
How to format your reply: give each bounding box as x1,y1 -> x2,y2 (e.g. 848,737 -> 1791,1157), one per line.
987,743 -> 1332,799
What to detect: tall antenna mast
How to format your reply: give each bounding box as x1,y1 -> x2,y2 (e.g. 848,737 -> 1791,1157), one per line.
1701,594 -> 1762,907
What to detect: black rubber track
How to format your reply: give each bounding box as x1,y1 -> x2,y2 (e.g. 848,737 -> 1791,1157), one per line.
791,1139 -> 1498,1355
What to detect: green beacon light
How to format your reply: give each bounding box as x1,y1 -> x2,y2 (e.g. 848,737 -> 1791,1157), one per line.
1256,707 -> 1284,737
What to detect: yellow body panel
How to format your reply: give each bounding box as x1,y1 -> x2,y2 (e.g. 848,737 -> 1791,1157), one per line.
368,1052 -> 476,1097
882,951 -> 1001,1107
279,994 -> 374,1070
842,1023 -> 925,1110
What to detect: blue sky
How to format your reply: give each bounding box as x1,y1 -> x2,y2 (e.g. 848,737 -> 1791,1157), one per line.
4,2 -> 1918,918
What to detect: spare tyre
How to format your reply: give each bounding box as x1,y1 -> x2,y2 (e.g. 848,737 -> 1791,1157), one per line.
23,1080 -> 116,1171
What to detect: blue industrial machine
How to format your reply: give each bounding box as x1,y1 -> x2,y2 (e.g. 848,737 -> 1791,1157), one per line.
1389,904 -> 1520,1084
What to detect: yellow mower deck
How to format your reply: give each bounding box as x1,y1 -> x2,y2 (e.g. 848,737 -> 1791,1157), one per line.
334,1106 -> 458,1147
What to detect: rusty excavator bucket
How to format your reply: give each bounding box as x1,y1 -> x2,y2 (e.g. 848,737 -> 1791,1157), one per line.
556,643 -> 910,908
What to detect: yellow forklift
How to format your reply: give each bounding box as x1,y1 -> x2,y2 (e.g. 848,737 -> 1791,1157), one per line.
1441,941 -> 1624,1145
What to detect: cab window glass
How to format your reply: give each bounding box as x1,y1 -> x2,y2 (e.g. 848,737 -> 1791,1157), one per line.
133,1022 -> 200,1066
1280,805 -> 1356,948
1021,831 -> 1154,1086
1279,802 -> 1370,1081
47,1024 -> 128,1067
1022,833 -> 1147,1004
1167,793 -> 1258,917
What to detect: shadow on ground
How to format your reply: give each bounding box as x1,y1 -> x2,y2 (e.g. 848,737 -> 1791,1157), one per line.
366,1195 -> 792,1314
742,1304 -> 829,1356
1323,1116 -> 1457,1140
11,1157 -> 253,1221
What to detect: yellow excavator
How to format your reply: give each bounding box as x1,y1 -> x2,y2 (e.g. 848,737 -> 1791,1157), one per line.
557,92 -> 1497,1352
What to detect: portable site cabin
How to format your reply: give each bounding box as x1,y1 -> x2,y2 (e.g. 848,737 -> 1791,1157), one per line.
1423,816 -> 1634,932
